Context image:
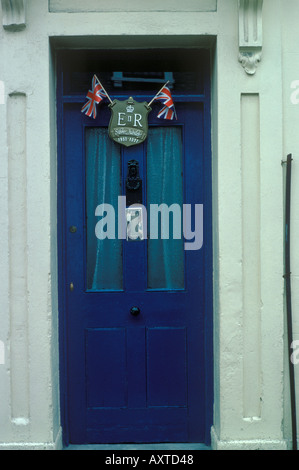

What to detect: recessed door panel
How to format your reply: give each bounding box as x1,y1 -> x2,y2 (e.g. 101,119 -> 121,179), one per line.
86,328 -> 127,408
147,327 -> 187,407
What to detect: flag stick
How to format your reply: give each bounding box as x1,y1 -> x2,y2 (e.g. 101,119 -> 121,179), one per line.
148,80 -> 170,106
95,74 -> 113,104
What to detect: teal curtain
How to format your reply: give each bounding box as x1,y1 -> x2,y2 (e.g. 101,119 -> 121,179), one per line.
86,128 -> 122,290
86,126 -> 184,291
147,127 -> 184,289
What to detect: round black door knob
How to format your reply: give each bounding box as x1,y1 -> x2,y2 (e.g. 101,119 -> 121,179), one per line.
130,306 -> 140,316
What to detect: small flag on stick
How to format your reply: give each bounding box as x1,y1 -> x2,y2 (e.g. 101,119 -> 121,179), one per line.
157,105 -> 177,120
149,82 -> 177,120
81,75 -> 111,119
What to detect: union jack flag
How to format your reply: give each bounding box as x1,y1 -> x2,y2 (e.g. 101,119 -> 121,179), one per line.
81,75 -> 107,119
157,105 -> 176,120
154,85 -> 177,120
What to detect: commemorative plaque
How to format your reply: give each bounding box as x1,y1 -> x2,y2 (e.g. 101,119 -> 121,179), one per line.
108,97 -> 151,147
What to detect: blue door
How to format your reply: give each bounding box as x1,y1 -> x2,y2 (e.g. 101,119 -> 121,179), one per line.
59,59 -> 212,445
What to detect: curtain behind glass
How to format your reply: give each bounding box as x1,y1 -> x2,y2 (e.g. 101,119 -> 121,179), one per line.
147,127 -> 184,289
86,128 -> 122,290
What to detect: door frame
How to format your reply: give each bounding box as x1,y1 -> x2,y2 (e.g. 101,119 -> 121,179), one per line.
56,47 -> 213,447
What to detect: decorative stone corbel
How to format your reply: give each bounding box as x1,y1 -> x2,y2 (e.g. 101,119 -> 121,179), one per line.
1,0 -> 26,31
238,0 -> 263,75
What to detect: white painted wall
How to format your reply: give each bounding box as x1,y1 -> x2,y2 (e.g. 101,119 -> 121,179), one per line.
0,0 -> 297,449
281,0 -> 299,449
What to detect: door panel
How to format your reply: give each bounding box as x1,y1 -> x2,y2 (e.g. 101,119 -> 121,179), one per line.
147,327 -> 187,407
86,328 -> 127,408
62,99 -> 208,444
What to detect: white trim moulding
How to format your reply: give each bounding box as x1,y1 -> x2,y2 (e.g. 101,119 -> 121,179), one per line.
238,0 -> 263,75
1,0 -> 26,31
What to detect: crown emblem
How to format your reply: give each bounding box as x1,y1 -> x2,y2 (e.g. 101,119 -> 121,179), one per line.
126,97 -> 135,113
126,104 -> 134,113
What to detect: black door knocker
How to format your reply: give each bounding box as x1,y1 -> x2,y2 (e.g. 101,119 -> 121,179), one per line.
125,159 -> 142,206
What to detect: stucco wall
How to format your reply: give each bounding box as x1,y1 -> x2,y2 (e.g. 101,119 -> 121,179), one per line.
0,0 -> 296,450
212,0 -> 286,449
0,0 -> 60,449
